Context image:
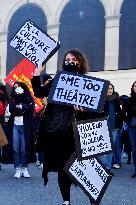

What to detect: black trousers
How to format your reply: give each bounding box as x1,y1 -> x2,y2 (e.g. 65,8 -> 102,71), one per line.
58,169 -> 71,201
43,166 -> 71,201
42,153 -> 71,202
121,130 -> 131,160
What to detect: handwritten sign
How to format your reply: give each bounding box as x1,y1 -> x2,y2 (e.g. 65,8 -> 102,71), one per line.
4,58 -> 43,112
73,117 -> 114,159
10,20 -> 60,67
48,71 -> 110,112
64,153 -> 112,205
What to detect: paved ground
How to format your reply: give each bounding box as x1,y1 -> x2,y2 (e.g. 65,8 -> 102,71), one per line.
0,158 -> 136,205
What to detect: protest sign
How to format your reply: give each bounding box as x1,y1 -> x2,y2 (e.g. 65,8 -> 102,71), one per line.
48,71 -> 110,112
73,117 -> 114,159
4,58 -> 43,112
10,20 -> 60,67
64,153 -> 112,205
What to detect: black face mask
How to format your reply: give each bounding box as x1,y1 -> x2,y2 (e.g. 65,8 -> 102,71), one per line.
63,62 -> 80,73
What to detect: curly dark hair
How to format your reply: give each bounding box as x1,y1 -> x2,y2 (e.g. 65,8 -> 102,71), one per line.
131,81 -> 136,97
61,49 -> 89,74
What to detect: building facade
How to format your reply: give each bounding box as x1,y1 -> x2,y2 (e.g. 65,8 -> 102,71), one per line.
0,0 -> 136,95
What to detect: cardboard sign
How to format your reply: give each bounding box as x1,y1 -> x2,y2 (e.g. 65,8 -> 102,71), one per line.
48,71 -> 110,112
10,20 -> 60,67
64,153 -> 112,205
4,58 -> 43,112
73,117 -> 114,159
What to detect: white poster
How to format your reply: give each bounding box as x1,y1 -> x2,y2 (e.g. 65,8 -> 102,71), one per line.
64,154 -> 112,205
48,72 -> 110,112
10,20 -> 60,67
73,117 -> 113,159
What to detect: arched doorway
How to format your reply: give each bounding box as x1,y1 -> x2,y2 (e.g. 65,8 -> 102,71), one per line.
119,0 -> 136,70
57,0 -> 105,71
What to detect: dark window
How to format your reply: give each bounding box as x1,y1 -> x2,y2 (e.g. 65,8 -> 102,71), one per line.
58,0 -> 105,71
119,0 -> 136,70
6,3 -> 47,74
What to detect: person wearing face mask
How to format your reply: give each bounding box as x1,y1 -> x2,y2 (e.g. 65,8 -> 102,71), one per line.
9,81 -> 35,179
31,49 -> 103,205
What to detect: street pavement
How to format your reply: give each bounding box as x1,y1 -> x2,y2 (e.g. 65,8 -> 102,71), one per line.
0,158 -> 136,205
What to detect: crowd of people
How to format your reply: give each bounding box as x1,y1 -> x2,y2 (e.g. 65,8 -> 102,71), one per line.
0,49 -> 136,205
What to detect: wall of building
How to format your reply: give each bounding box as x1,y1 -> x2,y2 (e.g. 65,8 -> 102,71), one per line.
0,0 -> 136,96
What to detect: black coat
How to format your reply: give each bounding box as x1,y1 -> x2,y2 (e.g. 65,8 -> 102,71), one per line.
126,95 -> 136,124
32,76 -> 76,171
2,91 -> 36,164
0,90 -> 6,123
31,76 -> 104,172
104,96 -> 123,129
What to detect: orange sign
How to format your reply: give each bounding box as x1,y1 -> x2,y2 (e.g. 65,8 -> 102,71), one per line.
4,58 -> 43,112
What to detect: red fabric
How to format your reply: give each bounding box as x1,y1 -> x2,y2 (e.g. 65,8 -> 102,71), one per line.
4,58 -> 43,112
0,101 -> 5,116
0,90 -> 7,116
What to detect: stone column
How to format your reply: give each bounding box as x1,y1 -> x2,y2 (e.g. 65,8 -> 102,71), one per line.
104,15 -> 121,70
46,24 -> 60,75
0,32 -> 7,81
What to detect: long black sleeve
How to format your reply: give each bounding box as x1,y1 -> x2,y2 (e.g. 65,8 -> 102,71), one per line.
31,76 -> 52,98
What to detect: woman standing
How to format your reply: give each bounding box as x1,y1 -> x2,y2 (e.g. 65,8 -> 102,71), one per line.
127,81 -> 136,178
31,49 -> 93,205
9,81 -> 35,178
101,84 -> 122,174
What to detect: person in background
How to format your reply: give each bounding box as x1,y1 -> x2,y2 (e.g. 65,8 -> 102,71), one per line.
126,81 -> 136,178
120,95 -> 131,164
9,81 -> 35,178
101,83 -> 122,175
0,82 -> 9,170
32,49 -> 102,205
0,82 -> 9,123
2,103 -> 13,165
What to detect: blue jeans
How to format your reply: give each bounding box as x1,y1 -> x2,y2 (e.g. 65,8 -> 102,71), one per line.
100,153 -> 113,170
128,126 -> 136,171
38,152 -> 44,162
100,129 -> 121,169
112,129 -> 121,165
13,125 -> 27,168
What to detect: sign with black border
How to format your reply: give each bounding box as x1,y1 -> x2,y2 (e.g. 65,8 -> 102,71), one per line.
48,71 -> 110,112
10,20 -> 60,67
73,117 -> 114,160
64,153 -> 112,205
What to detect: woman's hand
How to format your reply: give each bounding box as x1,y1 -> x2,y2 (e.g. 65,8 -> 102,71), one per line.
34,64 -> 44,76
16,104 -> 22,109
74,105 -> 86,112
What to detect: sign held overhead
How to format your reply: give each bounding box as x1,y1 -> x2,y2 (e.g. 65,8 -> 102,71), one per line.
10,20 -> 60,67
